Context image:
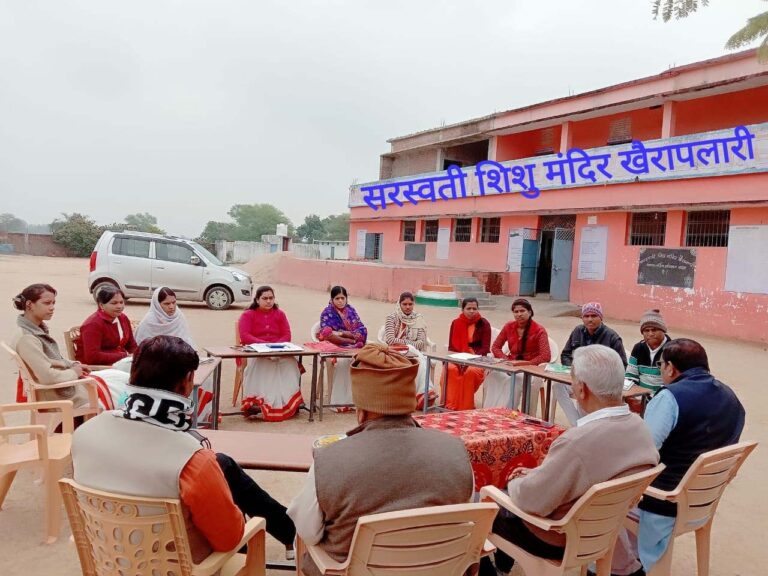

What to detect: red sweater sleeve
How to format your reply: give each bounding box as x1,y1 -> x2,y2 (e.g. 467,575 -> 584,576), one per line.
179,450 -> 245,552
492,323 -> 510,358
239,311 -> 269,344
277,309 -> 292,342
80,315 -> 126,365
528,329 -> 552,366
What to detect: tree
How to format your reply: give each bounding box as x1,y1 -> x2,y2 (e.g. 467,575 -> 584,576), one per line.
322,213 -> 350,241
0,213 -> 27,233
296,214 -> 326,242
196,220 -> 240,244
653,0 -> 768,61
227,204 -> 293,241
50,213 -> 103,257
124,212 -> 165,234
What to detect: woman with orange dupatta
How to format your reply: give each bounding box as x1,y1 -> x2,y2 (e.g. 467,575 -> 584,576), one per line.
444,298 -> 492,410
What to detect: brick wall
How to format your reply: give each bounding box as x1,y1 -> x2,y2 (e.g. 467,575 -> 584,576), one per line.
0,233 -> 74,257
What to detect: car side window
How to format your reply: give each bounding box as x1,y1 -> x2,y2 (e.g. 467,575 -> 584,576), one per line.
112,237 -> 150,258
156,242 -> 196,264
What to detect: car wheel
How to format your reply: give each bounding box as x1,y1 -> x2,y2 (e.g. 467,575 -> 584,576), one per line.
92,281 -> 119,303
205,286 -> 233,310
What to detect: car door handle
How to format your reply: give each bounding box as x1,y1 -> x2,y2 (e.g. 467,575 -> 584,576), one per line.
155,266 -> 165,270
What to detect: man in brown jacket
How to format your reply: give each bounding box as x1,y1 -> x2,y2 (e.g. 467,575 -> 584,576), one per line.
287,343 -> 474,576
480,345 -> 659,576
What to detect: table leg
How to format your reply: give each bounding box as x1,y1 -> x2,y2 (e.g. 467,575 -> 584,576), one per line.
422,358 -> 432,414
308,354 -> 318,423
521,372 -> 532,415
318,357 -> 325,422
545,378 -> 554,423
211,358 -> 222,430
507,372 -> 516,410
440,361 -> 448,409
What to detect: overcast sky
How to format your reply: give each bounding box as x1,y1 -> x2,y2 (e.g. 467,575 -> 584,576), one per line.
0,0 -> 762,237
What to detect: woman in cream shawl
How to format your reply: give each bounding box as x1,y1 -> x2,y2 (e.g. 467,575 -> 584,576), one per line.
136,287 -> 196,347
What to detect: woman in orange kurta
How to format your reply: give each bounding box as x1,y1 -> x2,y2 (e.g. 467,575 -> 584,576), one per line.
444,298 -> 492,410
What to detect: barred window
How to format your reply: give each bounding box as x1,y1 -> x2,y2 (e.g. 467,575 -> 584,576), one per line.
401,221 -> 416,242
685,210 -> 730,247
423,220 -> 439,242
628,212 -> 666,246
608,116 -> 632,145
479,217 -> 500,243
453,218 -> 472,242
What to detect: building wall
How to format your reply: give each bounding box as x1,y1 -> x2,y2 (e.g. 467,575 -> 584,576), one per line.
674,85 -> 768,136
389,149 -> 439,178
570,106 -> 663,150
0,233 -> 72,257
569,206 -> 768,343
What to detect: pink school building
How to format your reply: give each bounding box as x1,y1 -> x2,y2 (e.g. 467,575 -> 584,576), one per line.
344,50 -> 768,342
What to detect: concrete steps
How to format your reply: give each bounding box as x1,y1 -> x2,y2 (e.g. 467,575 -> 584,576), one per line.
448,276 -> 497,310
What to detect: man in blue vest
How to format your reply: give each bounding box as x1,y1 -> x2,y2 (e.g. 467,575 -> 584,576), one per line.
611,338 -> 745,576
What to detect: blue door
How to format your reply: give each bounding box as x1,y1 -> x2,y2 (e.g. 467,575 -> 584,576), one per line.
550,228 -> 575,301
519,233 -> 539,296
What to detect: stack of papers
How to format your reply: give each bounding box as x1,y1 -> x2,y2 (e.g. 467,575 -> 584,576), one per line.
448,352 -> 481,360
244,342 -> 304,353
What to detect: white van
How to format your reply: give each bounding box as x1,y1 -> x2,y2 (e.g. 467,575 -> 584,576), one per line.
88,230 -> 253,310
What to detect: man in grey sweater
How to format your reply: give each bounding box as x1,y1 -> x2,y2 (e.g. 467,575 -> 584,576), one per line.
481,345 -> 658,576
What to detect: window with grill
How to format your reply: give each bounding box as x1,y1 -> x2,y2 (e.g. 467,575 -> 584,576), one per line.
112,237 -> 150,258
479,217 -> 500,243
685,210 -> 730,247
608,117 -> 632,145
453,218 -> 472,242
628,212 -> 667,246
401,221 -> 416,242
423,220 -> 439,242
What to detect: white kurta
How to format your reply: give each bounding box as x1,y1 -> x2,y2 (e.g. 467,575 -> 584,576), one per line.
242,356 -> 303,421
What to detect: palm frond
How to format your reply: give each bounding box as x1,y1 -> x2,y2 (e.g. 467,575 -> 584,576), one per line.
652,0 -> 709,22
725,11 -> 768,48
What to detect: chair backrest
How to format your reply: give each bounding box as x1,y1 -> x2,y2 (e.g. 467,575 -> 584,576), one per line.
548,337 -> 559,363
345,503 -> 498,576
235,320 -> 242,346
376,325 -> 386,345
671,441 -> 757,536
60,478 -> 197,576
310,321 -> 321,342
2,341 -> 38,400
64,326 -> 81,361
558,464 -> 665,571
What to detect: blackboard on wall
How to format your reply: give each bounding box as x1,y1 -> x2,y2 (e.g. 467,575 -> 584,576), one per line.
637,248 -> 696,288
404,243 -> 426,262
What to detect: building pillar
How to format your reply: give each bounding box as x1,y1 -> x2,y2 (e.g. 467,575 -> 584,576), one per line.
662,101 -> 677,138
559,121 -> 572,152
487,136 -> 498,161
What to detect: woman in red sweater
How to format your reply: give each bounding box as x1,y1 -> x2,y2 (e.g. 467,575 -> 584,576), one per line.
78,285 -> 137,366
483,298 -> 551,410
238,285 -> 303,421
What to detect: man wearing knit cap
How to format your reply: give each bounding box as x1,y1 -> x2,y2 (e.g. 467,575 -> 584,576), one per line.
624,310 -> 672,393
555,302 -> 626,425
287,343 -> 474,576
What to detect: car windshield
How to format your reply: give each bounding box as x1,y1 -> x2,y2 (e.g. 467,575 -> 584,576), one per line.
189,242 -> 224,266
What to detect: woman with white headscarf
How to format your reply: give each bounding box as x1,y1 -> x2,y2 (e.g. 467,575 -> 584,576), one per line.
135,287 -> 212,418
136,287 -> 196,347
383,291 -> 436,409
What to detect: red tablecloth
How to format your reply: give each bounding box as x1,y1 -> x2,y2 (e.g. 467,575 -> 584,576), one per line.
413,408 -> 565,490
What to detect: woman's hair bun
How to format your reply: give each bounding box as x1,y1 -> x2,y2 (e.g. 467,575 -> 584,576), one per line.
12,294 -> 26,311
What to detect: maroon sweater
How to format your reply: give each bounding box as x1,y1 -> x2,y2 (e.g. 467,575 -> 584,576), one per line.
77,310 -> 137,365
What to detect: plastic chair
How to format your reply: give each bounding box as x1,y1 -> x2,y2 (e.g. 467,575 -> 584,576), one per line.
63,326 -> 111,370
60,478 -> 267,576
481,464 -> 665,576
1,341 -> 99,434
297,502 -> 498,576
625,442 -> 758,576
232,320 -> 246,406
0,400 -> 75,543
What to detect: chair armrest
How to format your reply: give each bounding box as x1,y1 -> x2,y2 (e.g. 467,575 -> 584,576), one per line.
0,401 -> 75,433
305,543 -> 348,575
192,517 -> 265,576
481,539 -> 496,557
0,425 -> 49,460
85,365 -> 112,371
644,485 -> 679,501
32,378 -> 99,413
480,486 -> 564,532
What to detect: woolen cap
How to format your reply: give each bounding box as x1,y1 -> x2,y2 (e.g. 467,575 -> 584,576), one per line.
351,343 -> 418,415
640,309 -> 668,333
581,302 -> 604,319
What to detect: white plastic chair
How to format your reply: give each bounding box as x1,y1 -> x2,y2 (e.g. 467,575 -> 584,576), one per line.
377,325 -> 437,352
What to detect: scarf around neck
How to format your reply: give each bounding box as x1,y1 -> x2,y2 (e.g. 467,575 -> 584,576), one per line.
116,385 -> 194,431
450,312 -> 484,353
135,287 -> 197,348
394,304 -> 426,341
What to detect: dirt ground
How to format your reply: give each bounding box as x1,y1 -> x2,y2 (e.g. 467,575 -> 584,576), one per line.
0,254 -> 765,575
